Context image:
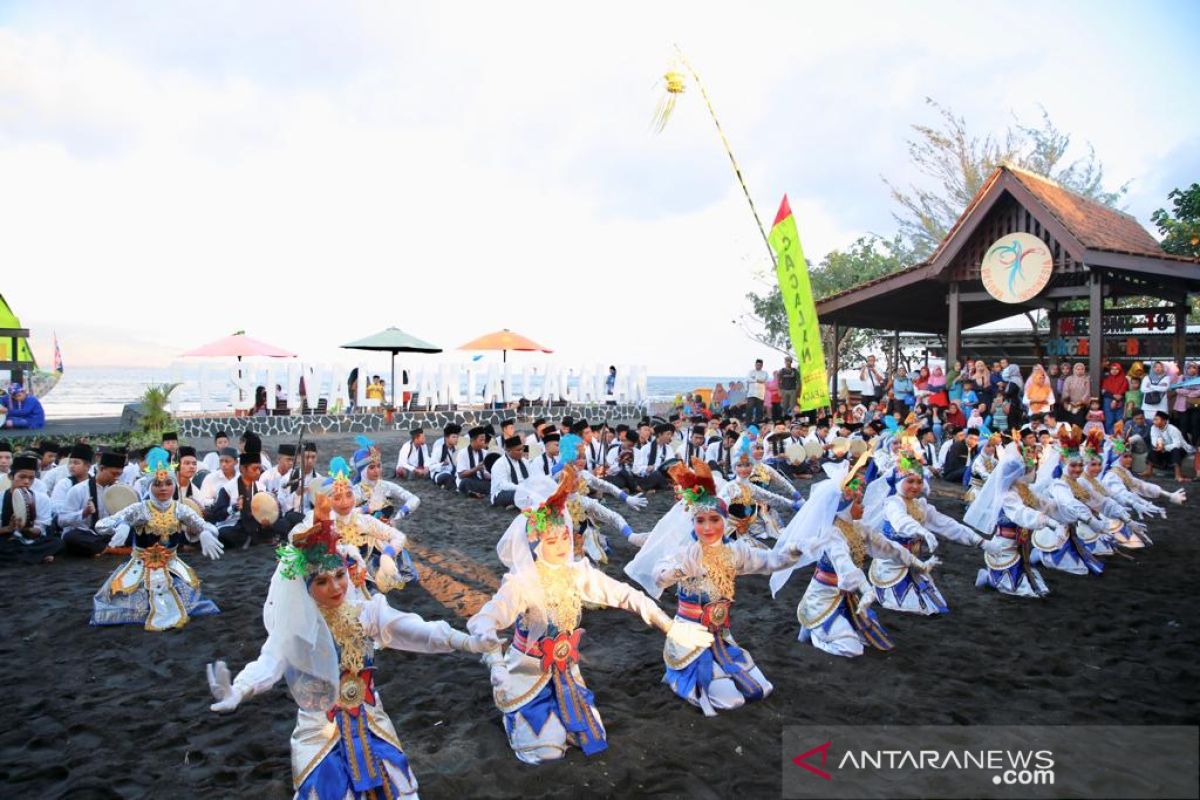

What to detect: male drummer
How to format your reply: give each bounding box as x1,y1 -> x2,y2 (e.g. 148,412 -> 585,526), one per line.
0,454 -> 61,564
57,450 -> 128,557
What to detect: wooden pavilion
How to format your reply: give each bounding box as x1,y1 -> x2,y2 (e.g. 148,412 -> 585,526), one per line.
816,165 -> 1200,395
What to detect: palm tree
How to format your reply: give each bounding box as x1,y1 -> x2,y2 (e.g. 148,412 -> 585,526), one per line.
137,383 -> 181,444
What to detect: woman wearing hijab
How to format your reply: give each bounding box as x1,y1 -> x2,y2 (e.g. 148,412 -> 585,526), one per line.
1023,365 -> 1055,416
1100,363 -> 1130,434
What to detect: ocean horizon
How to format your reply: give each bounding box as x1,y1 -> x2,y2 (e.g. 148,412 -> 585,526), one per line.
34,367 -> 742,419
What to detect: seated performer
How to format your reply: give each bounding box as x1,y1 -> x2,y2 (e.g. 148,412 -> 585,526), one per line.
632,423 -> 677,492
530,430 -> 560,478
456,426 -> 493,498
625,460 -> 802,716
395,428 -> 430,480
200,447 -> 239,507
352,437 -> 419,523
50,442 -> 94,530
291,457 -> 416,594
429,423 -> 462,489
772,460 -> 935,657
0,452 -> 61,563
91,449 -> 224,630
57,449 -> 127,557
865,446 -> 986,614
207,494 -> 498,798
468,469 -> 713,763
604,429 -> 642,494
966,441 -> 1063,598
210,450 -> 284,548
201,430 -> 231,474
175,446 -> 207,507
1,383 -> 45,429
1036,432 -> 1110,575
490,436 -> 530,508
1101,437 -> 1185,516
550,434 -> 647,563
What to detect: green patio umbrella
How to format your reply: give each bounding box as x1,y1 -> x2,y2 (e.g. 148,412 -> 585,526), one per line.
341,327 -> 442,408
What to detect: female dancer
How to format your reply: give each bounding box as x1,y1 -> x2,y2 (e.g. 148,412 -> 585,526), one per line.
772,460 -> 937,657
207,492 -> 498,799
625,460 -> 804,716
865,449 -> 986,614
966,441 -> 1064,598
91,448 -> 224,630
467,468 -> 713,764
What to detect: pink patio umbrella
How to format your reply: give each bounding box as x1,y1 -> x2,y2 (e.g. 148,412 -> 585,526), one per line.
182,331 -> 297,404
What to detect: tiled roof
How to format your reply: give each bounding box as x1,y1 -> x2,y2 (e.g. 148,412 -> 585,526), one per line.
1005,166 -> 1191,259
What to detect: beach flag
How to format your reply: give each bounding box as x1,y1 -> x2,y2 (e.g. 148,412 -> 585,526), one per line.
768,195 -> 829,412
53,332 -> 64,373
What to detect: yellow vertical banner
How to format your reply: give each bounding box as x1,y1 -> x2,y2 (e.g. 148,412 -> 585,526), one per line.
768,195 -> 830,411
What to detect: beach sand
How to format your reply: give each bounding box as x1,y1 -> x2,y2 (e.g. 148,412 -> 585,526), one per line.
2,429 -> 1197,799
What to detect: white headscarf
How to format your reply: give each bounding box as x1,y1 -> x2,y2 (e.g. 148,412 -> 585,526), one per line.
259,543 -> 367,712
963,442 -> 1025,532
769,465 -> 847,596
494,472 -> 579,641
624,499 -> 691,599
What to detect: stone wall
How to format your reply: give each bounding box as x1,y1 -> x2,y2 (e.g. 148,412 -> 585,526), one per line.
177,403 -> 643,439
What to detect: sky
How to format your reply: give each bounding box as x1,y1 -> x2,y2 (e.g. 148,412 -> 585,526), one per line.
1,1 -> 1198,376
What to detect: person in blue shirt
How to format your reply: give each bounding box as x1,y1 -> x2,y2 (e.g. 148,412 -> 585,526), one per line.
2,383 -> 45,430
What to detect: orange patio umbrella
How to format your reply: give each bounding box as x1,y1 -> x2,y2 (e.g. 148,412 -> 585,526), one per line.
457,329 -> 553,363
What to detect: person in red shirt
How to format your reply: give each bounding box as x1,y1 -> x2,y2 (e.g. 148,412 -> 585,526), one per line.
1100,362 -> 1129,434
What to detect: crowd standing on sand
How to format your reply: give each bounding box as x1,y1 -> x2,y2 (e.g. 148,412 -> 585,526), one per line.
0,356 -> 1193,799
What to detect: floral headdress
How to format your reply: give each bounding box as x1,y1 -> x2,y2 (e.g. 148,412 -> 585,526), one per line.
321,456 -> 354,494
523,466 -> 577,540
1083,428 -> 1105,462
1057,425 -> 1084,462
841,442 -> 875,500
669,458 -> 727,516
276,495 -> 343,580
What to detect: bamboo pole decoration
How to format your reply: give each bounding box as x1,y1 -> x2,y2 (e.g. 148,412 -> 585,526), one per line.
657,43 -> 776,264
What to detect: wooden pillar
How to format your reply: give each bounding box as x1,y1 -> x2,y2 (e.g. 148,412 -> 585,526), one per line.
1088,269 -> 1103,397
1174,302 -> 1188,369
831,323 -> 842,400
947,282 -> 961,369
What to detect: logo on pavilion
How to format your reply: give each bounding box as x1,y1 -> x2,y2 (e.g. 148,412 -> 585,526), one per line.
981,232 -> 1054,304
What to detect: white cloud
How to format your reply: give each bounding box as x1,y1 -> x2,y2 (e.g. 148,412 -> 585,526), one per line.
2,2 -> 1197,379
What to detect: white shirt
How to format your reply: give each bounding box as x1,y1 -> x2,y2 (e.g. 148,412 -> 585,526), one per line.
455,447 -> 491,488
201,451 -> 223,474
119,463 -> 142,486
1141,372 -> 1172,416
935,440 -> 954,471
58,478 -> 119,530
747,369 -> 768,400
490,455 -> 530,500
395,441 -> 430,477
201,470 -> 239,507
1150,423 -> 1191,453
634,439 -> 676,476
428,438 -> 459,473
531,451 -> 559,479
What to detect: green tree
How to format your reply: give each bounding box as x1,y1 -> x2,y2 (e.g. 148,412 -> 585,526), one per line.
886,100 -> 1127,259
135,383 -> 181,446
1151,183 -> 1200,259
742,234 -> 912,366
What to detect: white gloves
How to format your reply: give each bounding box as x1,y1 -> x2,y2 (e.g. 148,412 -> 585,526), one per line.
199,528 -> 224,560
450,629 -> 506,654
627,532 -> 649,548
377,553 -> 400,589
624,493 -> 648,510
108,523 -> 131,549
920,531 -> 939,552
1169,490 -> 1186,505
915,555 -> 942,572
666,619 -> 715,650
489,663 -> 512,695
981,536 -> 1009,555
207,661 -> 243,712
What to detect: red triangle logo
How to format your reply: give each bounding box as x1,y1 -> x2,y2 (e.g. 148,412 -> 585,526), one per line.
791,741 -> 832,780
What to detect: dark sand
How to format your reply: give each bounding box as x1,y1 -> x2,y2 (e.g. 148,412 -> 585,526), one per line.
2,430 -> 1197,799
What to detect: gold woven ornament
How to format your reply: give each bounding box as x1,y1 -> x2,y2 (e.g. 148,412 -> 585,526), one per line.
699,542 -> 736,601
320,603 -> 369,675
536,561 -> 582,634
